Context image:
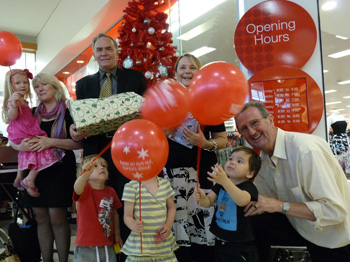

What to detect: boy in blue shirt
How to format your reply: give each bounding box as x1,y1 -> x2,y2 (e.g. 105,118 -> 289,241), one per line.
195,146 -> 261,262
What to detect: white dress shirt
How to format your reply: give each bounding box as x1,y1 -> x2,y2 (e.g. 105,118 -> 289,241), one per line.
255,128 -> 350,248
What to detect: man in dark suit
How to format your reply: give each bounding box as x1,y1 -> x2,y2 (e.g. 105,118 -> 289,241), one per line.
70,33 -> 147,256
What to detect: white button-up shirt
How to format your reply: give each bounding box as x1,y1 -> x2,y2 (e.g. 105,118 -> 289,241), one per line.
255,128 -> 350,248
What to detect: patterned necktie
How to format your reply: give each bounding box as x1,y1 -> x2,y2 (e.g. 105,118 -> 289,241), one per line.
99,72 -> 112,98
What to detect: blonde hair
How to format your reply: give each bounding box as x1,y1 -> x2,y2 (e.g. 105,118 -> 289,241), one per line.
174,53 -> 202,73
2,69 -> 33,124
76,155 -> 108,178
32,72 -> 67,102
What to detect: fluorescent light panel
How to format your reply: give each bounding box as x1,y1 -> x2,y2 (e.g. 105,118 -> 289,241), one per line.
321,1 -> 337,11
336,35 -> 348,40
177,19 -> 215,41
326,101 -> 341,105
338,80 -> 350,85
325,89 -> 337,94
323,69 -> 329,73
328,49 -> 350,59
169,0 -> 227,32
344,96 -> 350,99
190,46 -> 216,58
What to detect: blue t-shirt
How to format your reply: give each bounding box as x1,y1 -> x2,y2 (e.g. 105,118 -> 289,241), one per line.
210,181 -> 258,243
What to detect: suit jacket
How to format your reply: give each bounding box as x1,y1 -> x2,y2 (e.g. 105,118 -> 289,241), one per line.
75,67 -> 147,158
76,67 -> 147,99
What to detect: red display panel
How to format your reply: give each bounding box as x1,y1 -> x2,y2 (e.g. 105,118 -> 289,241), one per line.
251,78 -> 309,132
248,66 -> 324,134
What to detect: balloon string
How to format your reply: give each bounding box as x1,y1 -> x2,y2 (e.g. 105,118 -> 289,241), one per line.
9,66 -> 22,114
139,182 -> 143,253
79,142 -> 111,176
196,125 -> 205,205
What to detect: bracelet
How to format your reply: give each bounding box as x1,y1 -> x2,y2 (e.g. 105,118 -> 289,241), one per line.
210,138 -> 218,151
204,138 -> 218,152
9,103 -> 17,109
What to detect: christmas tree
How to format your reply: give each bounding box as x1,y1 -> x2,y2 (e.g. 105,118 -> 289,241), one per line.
117,0 -> 177,86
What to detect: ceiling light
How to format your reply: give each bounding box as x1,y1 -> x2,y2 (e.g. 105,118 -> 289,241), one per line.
76,60 -> 85,64
177,19 -> 215,41
336,35 -> 348,40
321,1 -> 337,11
344,96 -> 350,99
190,46 -> 216,58
338,80 -> 350,85
168,0 -> 227,32
326,101 -> 341,105
323,69 -> 329,73
325,89 -> 337,94
63,72 -> 70,75
328,49 -> 350,59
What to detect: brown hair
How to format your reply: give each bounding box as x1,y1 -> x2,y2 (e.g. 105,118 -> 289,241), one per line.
230,146 -> 261,180
92,33 -> 118,51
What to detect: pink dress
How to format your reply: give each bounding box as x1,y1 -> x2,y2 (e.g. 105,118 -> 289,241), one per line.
7,101 -> 60,171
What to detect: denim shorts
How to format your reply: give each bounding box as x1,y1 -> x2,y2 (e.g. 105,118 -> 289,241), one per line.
74,245 -> 116,262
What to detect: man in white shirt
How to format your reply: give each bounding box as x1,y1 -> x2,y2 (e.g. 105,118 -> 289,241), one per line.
235,101 -> 350,261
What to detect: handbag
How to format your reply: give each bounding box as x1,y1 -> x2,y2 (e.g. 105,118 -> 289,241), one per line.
7,193 -> 41,262
0,228 -> 20,262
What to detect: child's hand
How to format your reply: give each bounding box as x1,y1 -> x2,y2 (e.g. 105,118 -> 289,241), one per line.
132,220 -> 144,233
82,162 -> 94,177
157,224 -> 171,240
194,187 -> 206,201
114,234 -> 123,249
207,164 -> 229,185
10,92 -> 21,104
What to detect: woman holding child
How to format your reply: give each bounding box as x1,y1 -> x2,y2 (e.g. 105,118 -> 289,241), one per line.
11,72 -> 82,262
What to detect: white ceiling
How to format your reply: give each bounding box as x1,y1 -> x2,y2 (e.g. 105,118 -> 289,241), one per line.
0,0 -> 349,119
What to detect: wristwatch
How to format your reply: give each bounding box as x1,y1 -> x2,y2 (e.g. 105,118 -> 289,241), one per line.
282,202 -> 290,214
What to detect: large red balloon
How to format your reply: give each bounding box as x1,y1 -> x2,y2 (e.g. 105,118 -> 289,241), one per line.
188,62 -> 248,125
0,31 -> 22,66
111,119 -> 169,182
141,79 -> 189,129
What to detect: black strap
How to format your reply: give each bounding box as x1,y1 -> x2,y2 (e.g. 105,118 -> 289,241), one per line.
13,191 -> 34,223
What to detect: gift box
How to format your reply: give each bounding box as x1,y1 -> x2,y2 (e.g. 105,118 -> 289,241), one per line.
68,92 -> 144,137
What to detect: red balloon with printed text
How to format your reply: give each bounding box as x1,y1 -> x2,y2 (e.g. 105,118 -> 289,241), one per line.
111,119 -> 169,182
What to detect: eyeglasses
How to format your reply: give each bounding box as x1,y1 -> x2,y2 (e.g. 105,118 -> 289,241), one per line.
239,118 -> 265,135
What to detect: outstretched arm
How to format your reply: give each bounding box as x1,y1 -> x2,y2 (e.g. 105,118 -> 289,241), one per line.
74,162 -> 93,195
208,164 -> 251,207
194,187 -> 217,208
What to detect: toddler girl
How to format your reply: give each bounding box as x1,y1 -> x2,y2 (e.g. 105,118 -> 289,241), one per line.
122,175 -> 178,261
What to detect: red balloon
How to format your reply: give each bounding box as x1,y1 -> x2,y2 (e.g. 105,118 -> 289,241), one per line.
111,119 -> 169,182
188,62 -> 248,125
0,31 -> 22,66
141,79 -> 189,129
